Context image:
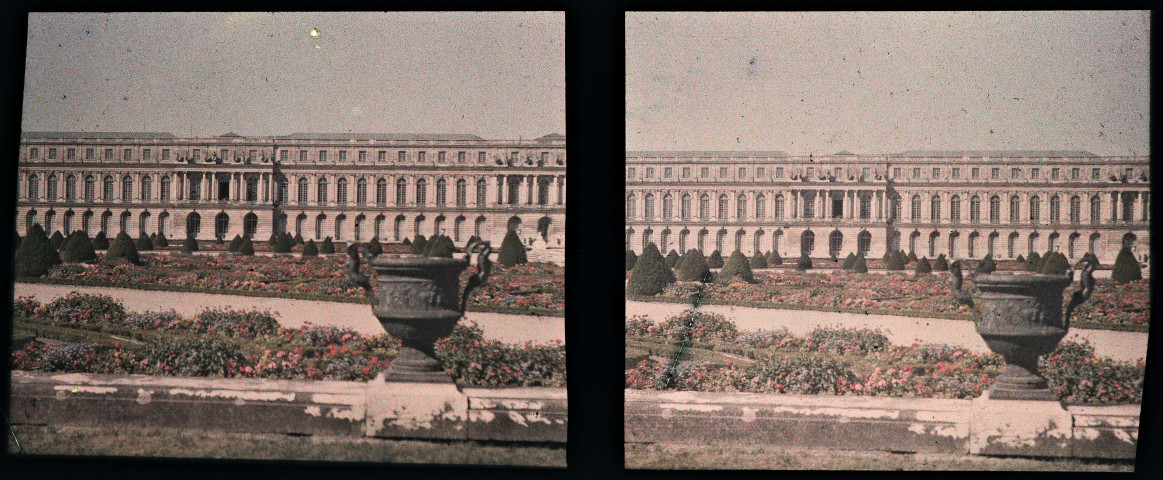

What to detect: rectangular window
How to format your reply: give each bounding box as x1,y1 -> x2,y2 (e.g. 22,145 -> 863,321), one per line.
664,167 -> 673,177
627,167 -> 636,179
806,167 -> 814,178
645,167 -> 654,178
399,151 -> 407,162
700,167 -> 709,178
951,167 -> 960,179
992,167 -> 1000,179
1031,168 -> 1039,179
683,167 -> 691,178
67,148 -> 75,159
862,167 -> 870,178
1051,167 -> 1059,179
893,167 -> 900,179
932,167 -> 940,178
318,150 -> 327,162
105,148 -> 113,159
776,167 -> 783,178
300,150 -> 307,162
162,149 -> 170,160
738,167 -> 746,177
756,167 -> 765,177
912,167 -> 920,179
458,151 -> 466,163
338,151 -> 347,162
378,151 -> 386,161
359,150 -> 367,162
280,150 -> 288,161
719,167 -> 727,177
418,151 -> 427,162
1092,168 -> 1100,179
221,149 -> 229,159
1125,167 -> 1134,178
143,149 -> 151,160
29,147 -> 38,159
248,149 -> 256,160
1012,168 -> 1021,179
541,152 -> 549,163
1071,168 -> 1079,180
438,151 -> 446,163
48,148 -> 57,159
971,167 -> 979,179
478,152 -> 486,163
193,149 -> 201,160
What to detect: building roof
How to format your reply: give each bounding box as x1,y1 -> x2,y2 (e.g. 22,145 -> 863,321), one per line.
22,131 -> 177,140
535,133 -> 566,141
892,150 -> 1099,158
274,133 -> 485,142
627,150 -> 790,158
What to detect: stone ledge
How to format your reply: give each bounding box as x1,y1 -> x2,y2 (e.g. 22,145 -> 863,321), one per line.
624,389 -> 1138,459
9,371 -> 566,444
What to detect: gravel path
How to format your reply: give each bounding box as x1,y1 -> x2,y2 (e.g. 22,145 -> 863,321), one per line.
15,283 -> 564,345
626,300 -> 1147,363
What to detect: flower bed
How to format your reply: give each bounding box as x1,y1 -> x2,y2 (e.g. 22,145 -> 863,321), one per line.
11,294 -> 565,387
629,270 -> 1148,332
28,252 -> 564,317
625,310 -> 1143,404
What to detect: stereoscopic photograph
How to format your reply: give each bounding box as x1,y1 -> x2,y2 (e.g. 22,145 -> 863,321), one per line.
624,11 -> 1147,470
9,11 -> 566,466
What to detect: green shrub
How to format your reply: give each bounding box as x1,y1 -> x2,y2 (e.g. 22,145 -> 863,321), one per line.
194,308 -> 281,337
320,236 -> 335,254
1024,252 -> 1041,272
751,251 -> 768,269
915,256 -> 932,274
228,234 -> 243,252
1016,253 -> 1025,263
933,253 -> 948,271
49,231 -> 65,251
907,250 -> 918,263
885,250 -> 905,271
769,250 -> 783,266
237,236 -> 255,256
15,224 -> 60,277
464,235 -> 481,249
43,292 -> 128,324
627,243 -> 676,296
795,253 -> 812,271
659,310 -> 740,343
842,252 -> 856,270
1040,339 -> 1142,404
852,253 -> 868,273
1039,252 -> 1070,275
154,234 -> 169,248
143,336 -> 249,377
436,323 -> 566,387
402,237 -> 411,246
976,253 -> 997,274
409,235 -> 429,255
805,326 -> 890,356
625,249 -> 638,270
497,230 -> 527,266
1082,251 -> 1099,267
366,237 -> 383,256
268,233 -> 280,249
665,250 -> 680,269
92,231 -> 109,250
302,239 -> 319,257
182,236 -> 199,253
63,230 -> 99,263
215,236 -> 225,245
272,233 -> 294,253
677,249 -> 711,282
104,232 -> 141,265
1112,246 -> 1142,284
719,251 -> 756,283
708,250 -> 724,268
426,235 -> 456,258
293,232 -> 304,245
135,233 -> 154,252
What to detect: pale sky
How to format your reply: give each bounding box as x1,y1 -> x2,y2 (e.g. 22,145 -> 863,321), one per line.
22,12 -> 565,139
627,11 -> 1150,156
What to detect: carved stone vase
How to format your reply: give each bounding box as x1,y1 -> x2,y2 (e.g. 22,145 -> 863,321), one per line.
949,260 -> 1095,400
346,242 -> 491,383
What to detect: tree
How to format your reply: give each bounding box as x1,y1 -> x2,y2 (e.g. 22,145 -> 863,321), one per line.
933,253 -> 949,272
1016,253 -> 1025,263
409,235 -> 428,255
708,250 -> 724,268
293,232 -> 304,245
885,250 -> 906,271
1039,251 -> 1070,275
625,249 -> 638,270
61,231 -> 77,252
92,231 -> 109,250
302,239 -> 319,258
720,250 -> 756,283
402,237 -> 411,246
228,234 -> 243,252
366,237 -> 383,256
238,236 -> 255,256
769,250 -> 783,266
320,236 -> 335,254
852,253 -> 868,273
497,230 -> 528,266
751,251 -> 768,269
272,233 -> 295,253
15,224 -> 60,277
677,249 -> 711,282
1082,251 -> 1100,269
426,235 -> 456,258
907,250 -> 918,264
1024,251 -> 1041,272
1112,246 -> 1142,284
665,250 -> 681,269
842,252 -> 857,271
136,233 -> 154,252
104,232 -> 141,265
795,252 -> 813,271
627,243 -> 675,296
976,253 -> 997,274
49,231 -> 66,251
915,256 -> 932,275
63,231 -> 99,263
154,233 -> 169,248
182,236 -> 199,253
268,233 -> 280,250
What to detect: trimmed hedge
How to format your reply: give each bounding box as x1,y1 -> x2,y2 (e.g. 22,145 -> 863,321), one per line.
852,254 -> 868,273
627,243 -> 675,296
182,236 -> 199,253
795,253 -> 812,271
751,251 -> 768,269
933,254 -> 948,272
320,237 -> 335,254
366,237 -> 383,256
677,249 -> 711,282
665,250 -> 681,269
497,230 -> 528,266
63,231 -> 99,264
719,250 -> 755,283
976,253 -> 997,274
104,232 -> 141,265
302,239 -> 319,257
238,236 -> 255,256
15,224 -> 60,277
409,235 -> 429,255
625,250 -> 638,270
707,250 -> 724,269
1112,246 -> 1142,284
914,257 -> 932,274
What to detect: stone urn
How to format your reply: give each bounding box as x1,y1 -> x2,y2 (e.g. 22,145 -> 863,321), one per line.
346,241 -> 491,383
948,259 -> 1095,400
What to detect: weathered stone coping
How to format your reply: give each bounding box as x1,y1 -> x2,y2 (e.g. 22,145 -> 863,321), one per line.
9,371 -> 566,444
625,389 -> 1138,459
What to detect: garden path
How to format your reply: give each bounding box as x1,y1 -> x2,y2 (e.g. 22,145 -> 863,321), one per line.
626,300 -> 1147,362
15,283 -> 565,345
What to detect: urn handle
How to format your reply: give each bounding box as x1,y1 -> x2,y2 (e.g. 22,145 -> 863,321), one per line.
948,260 -> 975,310
460,240 -> 492,313
345,243 -> 376,302
1064,258 -> 1097,327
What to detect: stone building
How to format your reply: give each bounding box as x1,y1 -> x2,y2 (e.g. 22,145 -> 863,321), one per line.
16,131 -> 566,251
625,150 -> 1149,265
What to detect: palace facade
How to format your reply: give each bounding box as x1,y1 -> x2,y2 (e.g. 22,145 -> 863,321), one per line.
626,150 -> 1149,265
16,132 -> 566,250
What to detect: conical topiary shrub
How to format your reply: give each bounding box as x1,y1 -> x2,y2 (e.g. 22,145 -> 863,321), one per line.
154,233 -> 169,248
293,232 -> 304,245
215,235 -> 225,245
885,250 -> 905,271
751,251 -> 768,269
852,253 -> 868,273
665,250 -> 680,269
366,237 -> 383,256
769,250 -> 783,266
136,233 -> 154,252
842,252 -> 857,271
104,232 -> 141,265
409,235 -> 428,255
15,224 -> 60,277
319,236 -> 334,254
49,231 -> 65,251
302,239 -> 319,258
426,235 -> 456,258
627,243 -> 676,296
1016,253 -> 1025,263
625,249 -> 638,270
1039,251 -> 1070,275
933,253 -> 949,272
272,233 -> 294,253
402,237 -> 411,246
915,256 -> 932,275
796,252 -> 813,271
1112,246 -> 1142,284
907,250 -> 918,264
497,229 -> 527,267
227,234 -> 243,252
63,230 -> 99,263
677,249 -> 711,282
238,236 -> 255,256
719,250 -> 756,283
708,250 -> 724,269
268,233 -> 280,250
1024,252 -> 1041,272
976,253 -> 997,274
182,236 -> 199,253
92,231 -> 109,250
1082,251 -> 1100,269
464,235 -> 481,250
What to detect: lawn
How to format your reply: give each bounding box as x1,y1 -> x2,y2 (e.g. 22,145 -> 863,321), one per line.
25,252 -> 565,317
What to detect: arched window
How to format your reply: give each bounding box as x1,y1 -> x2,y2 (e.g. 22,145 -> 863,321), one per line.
394,216 -> 405,241
435,179 -> 447,206
625,194 -> 636,219
970,196 -> 981,222
475,179 -> 487,206
643,194 -> 654,220
84,175 -> 95,200
681,194 -> 692,220
244,214 -> 258,239
277,179 -> 287,203
930,195 -> 941,221
335,215 -> 346,240
187,213 -> 201,237
699,194 -> 710,220
662,194 -> 673,220
66,175 -> 77,200
1069,196 -> 1081,224
774,195 -> 784,219
990,195 -> 1000,223
47,175 -> 58,200
27,174 -> 39,200
396,178 -> 407,205
1010,196 -> 1021,223
356,178 -> 368,205
121,176 -> 133,201
160,176 -> 172,201
717,194 -> 729,219
374,215 -> 385,239
1029,196 -> 1041,223
755,194 -> 765,219
801,230 -> 815,255
317,177 -> 329,203
736,194 -> 747,219
950,195 -> 961,222
141,176 -> 152,201
336,177 -> 348,205
857,231 -> 871,256
215,213 -> 229,239
456,179 -> 467,206
829,230 -> 843,258
1008,233 -> 1018,258
911,195 -> 922,220
315,215 -> 326,240
245,176 -> 259,202
103,175 -> 114,200
298,177 -> 308,203
377,178 -> 388,206
1049,196 -> 1060,223
859,195 -> 871,219
929,232 -> 939,258
1089,195 -> 1101,225
415,178 -> 427,205
454,216 -> 465,242
26,210 -> 37,232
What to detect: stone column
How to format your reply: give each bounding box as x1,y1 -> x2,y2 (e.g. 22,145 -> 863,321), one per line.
876,191 -> 883,220
527,174 -> 535,205
790,190 -> 798,219
1112,191 -> 1120,223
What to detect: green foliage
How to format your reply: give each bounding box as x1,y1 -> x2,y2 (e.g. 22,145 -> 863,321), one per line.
751,251 -> 768,269
92,231 -> 109,250
237,236 -> 255,256
268,233 -> 279,249
464,235 -> 481,249
320,237 -> 335,254
915,256 -> 932,274
366,237 -> 383,256
677,249 -> 711,282
497,230 -> 528,266
907,250 -> 918,263
659,310 -> 741,342
40,292 -> 128,324
293,232 -> 304,245
301,239 -> 319,257
1039,252 -> 1070,275
625,249 -> 638,270
49,231 -> 65,251
665,250 -> 681,269
409,235 -> 428,255
15,224 -> 60,277
154,233 -> 169,248
228,234 -> 243,252
1016,253 -> 1025,263
272,233 -> 295,253
627,243 -> 676,296
436,323 -> 566,387
976,253 -> 997,274
885,250 -> 906,271
842,252 -> 856,270
769,250 -> 783,266
795,253 -> 813,271
1040,339 -> 1143,404
1111,246 -> 1142,284
933,253 -> 948,271
1024,252 -> 1041,271
182,236 -> 199,253
719,250 -> 756,283
104,232 -> 141,265
852,253 -> 868,273
401,237 -> 411,246
135,233 -> 154,252
215,236 -> 225,245
425,235 -> 456,258
708,250 -> 724,268
144,336 -> 250,377
63,230 -> 99,264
